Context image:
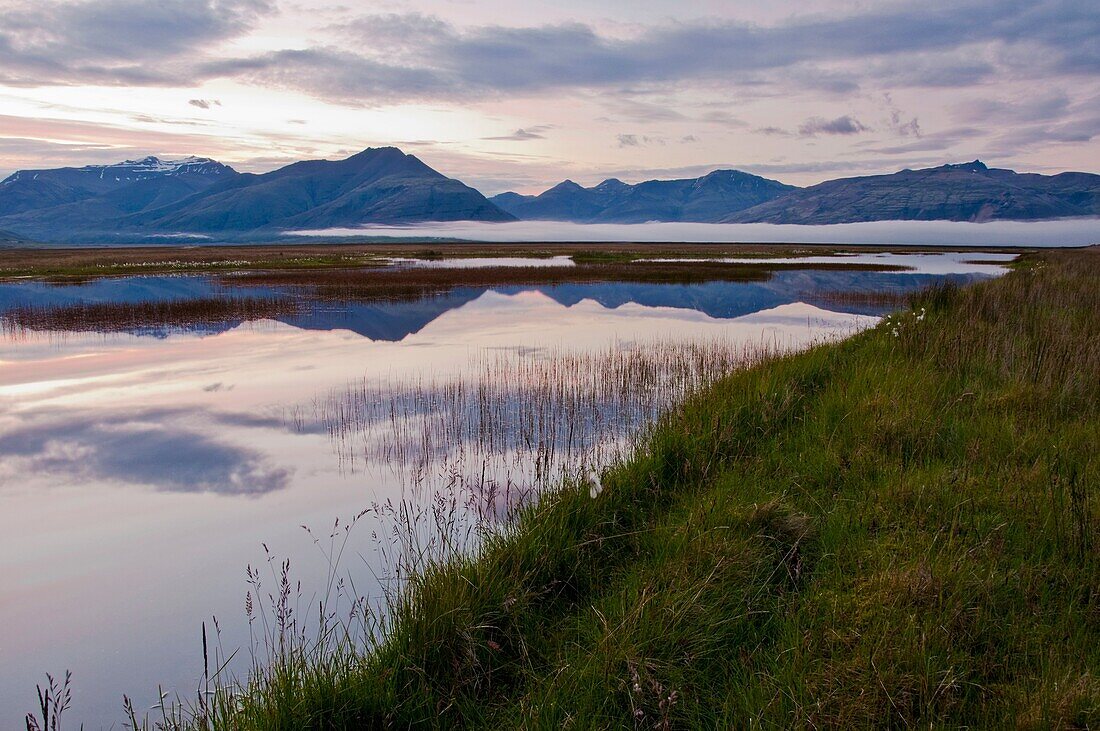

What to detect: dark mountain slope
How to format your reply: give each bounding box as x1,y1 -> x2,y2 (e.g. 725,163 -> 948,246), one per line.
0,228 -> 29,246
0,157 -> 235,220
1,172 -> 236,235
130,147 -> 514,232
491,170 -> 794,223
726,161 -> 1100,223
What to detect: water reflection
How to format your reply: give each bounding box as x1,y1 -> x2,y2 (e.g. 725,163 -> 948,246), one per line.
1,269 -> 992,341
0,407 -> 294,495
0,256 -> 1006,728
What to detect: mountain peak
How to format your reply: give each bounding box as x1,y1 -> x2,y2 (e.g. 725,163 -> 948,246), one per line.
348,146 -> 405,159
492,169 -> 794,223
94,156 -> 232,176
595,178 -> 627,190
548,179 -> 585,193
942,160 -> 989,172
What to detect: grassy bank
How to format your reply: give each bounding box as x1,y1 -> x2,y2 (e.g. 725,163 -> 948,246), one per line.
139,248 -> 1096,728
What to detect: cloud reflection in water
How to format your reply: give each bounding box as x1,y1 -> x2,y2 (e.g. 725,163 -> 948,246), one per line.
0,407 -> 294,495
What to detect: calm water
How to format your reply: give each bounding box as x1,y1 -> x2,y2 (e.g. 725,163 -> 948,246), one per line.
0,254 -> 1008,727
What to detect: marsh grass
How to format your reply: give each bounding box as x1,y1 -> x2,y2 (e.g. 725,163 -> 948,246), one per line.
216,260 -> 778,303
24,671 -> 73,731
0,296 -> 301,335
811,288 -> 914,308
219,258 -> 920,305
296,336 -> 833,584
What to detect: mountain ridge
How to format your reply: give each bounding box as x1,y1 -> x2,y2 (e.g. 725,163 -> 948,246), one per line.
0,156 -> 236,222
499,160 -> 1100,225
0,147 -> 513,240
491,169 -> 795,223
722,161 -> 1100,223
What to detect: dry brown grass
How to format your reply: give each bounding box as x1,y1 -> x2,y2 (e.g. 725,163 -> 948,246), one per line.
1,296 -> 299,334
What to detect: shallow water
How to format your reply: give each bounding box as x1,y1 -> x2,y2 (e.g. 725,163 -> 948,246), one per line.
0,254 -> 1009,728
644,251 -> 1018,276
386,254 -> 577,268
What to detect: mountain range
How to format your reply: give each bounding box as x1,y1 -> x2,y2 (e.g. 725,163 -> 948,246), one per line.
721,161 -> 1100,224
0,148 -> 1096,243
0,147 -> 512,241
490,170 -> 795,223
497,161 -> 1100,224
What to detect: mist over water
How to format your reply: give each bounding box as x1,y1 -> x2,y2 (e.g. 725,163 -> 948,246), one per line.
291,219 -> 1100,247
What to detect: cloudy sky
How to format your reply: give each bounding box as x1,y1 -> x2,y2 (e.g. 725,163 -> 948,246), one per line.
0,0 -> 1097,193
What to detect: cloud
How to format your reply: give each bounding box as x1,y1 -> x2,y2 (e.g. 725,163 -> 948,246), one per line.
755,126 -> 794,137
954,91 -> 1073,124
0,0 -> 275,86
3,1 -> 1095,105
861,127 -> 983,154
226,1 -> 1100,104
482,125 -> 553,141
188,98 -> 222,109
798,115 -> 869,136
616,133 -> 664,148
699,111 -> 748,128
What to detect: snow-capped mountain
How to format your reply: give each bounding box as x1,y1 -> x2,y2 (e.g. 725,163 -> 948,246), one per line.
0,155 -> 238,224
0,156 -> 232,188
81,155 -> 232,180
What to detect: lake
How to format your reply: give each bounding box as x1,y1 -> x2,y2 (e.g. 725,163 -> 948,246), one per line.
0,252 -> 1011,727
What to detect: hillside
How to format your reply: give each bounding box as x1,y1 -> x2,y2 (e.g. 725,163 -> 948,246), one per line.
492,169 -> 794,222
0,157 -> 236,222
0,228 -> 28,246
727,161 -> 1100,223
128,147 -> 514,233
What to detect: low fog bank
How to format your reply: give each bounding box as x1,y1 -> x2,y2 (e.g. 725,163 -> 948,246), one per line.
291,219 -> 1100,247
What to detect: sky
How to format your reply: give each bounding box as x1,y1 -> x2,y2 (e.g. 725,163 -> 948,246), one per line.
0,0 -> 1098,194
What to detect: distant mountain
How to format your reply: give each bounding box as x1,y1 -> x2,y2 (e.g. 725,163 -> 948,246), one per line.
491,170 -> 794,223
725,161 -> 1100,224
2,152 -> 1096,242
0,156 -> 235,220
127,147 -> 514,233
0,228 -> 29,246
0,148 -> 513,242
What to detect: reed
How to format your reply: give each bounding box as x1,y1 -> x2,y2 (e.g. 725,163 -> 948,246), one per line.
810,288 -> 914,308
298,336 -> 829,581
216,260 -> 778,303
1,296 -> 300,335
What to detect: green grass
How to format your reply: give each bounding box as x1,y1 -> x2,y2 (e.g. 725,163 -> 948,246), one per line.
150,248 -> 1098,729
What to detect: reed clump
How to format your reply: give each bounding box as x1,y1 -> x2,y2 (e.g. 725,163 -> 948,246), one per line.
217,260 -> 780,302
811,288 -> 914,308
92,247 -> 1099,729
1,296 -> 299,334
